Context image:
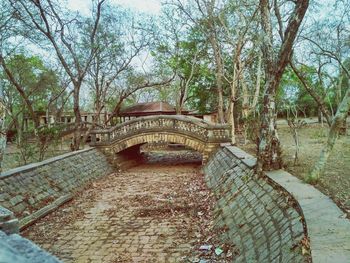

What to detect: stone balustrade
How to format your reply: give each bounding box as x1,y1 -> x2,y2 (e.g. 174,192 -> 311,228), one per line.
89,115 -> 231,146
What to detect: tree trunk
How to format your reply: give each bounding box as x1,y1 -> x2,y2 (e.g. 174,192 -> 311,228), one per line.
228,65 -> 238,145
307,85 -> 350,182
176,79 -> 185,115
241,80 -> 250,145
105,99 -> 124,126
241,82 -> 250,118
216,68 -> 225,124
0,101 -> 7,173
251,52 -> 262,112
82,100 -> 105,147
339,118 -> 347,135
72,83 -> 82,150
180,75 -> 192,114
257,0 -> 309,173
257,0 -> 282,172
318,109 -> 322,123
208,33 -> 225,123
257,79 -> 283,172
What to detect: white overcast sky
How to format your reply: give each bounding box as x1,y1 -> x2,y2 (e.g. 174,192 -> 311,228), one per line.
67,0 -> 162,15
66,0 -> 335,18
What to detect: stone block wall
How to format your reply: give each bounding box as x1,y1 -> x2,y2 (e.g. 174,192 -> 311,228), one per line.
0,206 -> 19,235
0,148 -> 112,222
0,231 -> 61,263
204,145 -> 307,262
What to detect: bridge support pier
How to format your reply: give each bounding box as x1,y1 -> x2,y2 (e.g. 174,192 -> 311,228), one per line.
202,143 -> 222,164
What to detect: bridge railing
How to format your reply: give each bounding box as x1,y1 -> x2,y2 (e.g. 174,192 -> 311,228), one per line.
89,115 -> 231,146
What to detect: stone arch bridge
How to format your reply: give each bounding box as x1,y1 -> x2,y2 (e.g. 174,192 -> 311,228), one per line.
89,115 -> 231,164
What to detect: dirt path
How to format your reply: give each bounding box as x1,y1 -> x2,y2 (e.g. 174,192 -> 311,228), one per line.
22,151 -> 228,263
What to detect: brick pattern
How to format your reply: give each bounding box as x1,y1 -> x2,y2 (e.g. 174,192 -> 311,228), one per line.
204,146 -> 307,263
23,163 -> 206,263
0,149 -> 112,219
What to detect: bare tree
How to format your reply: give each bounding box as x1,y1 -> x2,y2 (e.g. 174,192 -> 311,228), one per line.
150,5 -> 202,114
0,1 -> 15,172
218,1 -> 260,144
105,74 -> 175,125
87,5 -> 149,128
290,61 -> 333,126
256,0 -> 309,173
170,0 -> 228,123
9,0 -> 106,150
307,76 -> 350,182
176,48 -> 200,114
289,1 -> 350,181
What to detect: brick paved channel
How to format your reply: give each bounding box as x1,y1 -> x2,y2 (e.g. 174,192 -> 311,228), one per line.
22,151 -> 222,263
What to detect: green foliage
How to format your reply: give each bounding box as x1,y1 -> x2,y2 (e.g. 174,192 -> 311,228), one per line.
38,125 -> 63,139
1,54 -> 60,119
278,65 -> 334,117
15,134 -> 37,165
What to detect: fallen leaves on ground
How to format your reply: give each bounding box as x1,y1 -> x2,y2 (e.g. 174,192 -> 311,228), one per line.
22,150 -> 237,262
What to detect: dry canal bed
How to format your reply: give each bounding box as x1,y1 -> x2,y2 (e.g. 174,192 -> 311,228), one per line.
22,151 -> 235,262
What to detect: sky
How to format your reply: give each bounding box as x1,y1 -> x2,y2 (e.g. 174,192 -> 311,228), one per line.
67,0 -> 162,15
65,0 -> 163,105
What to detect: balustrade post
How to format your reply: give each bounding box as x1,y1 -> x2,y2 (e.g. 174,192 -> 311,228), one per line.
91,133 -> 96,145
206,129 -> 212,141
226,128 -> 231,140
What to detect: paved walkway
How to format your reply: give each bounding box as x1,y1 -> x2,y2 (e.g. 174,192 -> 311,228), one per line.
22,152 -> 217,263
267,170 -> 350,263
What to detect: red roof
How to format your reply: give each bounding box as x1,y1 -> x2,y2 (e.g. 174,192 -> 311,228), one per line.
120,101 -> 188,116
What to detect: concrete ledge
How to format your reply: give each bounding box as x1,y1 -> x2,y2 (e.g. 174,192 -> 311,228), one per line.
266,170 -> 350,263
19,194 -> 73,231
224,145 -> 257,168
0,231 -> 61,263
0,206 -> 19,234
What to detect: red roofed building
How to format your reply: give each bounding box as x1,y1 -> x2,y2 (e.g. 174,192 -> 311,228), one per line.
118,101 -> 189,122
118,101 -> 218,124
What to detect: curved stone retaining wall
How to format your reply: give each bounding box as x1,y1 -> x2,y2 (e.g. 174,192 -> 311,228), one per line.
1,144 -> 349,262
204,145 -> 308,262
0,148 -> 112,263
0,148 -> 112,229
